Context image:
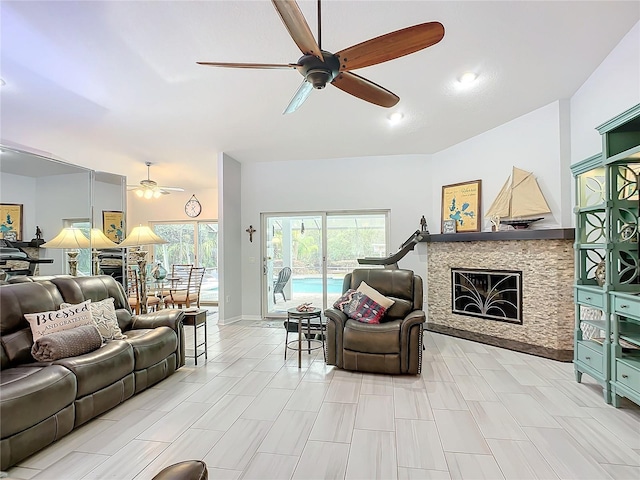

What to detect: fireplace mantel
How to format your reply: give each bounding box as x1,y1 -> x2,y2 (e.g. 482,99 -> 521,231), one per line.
422,228 -> 574,243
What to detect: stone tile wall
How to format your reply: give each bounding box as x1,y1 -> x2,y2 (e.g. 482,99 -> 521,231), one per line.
427,239 -> 574,359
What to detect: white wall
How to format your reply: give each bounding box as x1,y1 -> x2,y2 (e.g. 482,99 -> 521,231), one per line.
241,154 -> 432,319
570,21 -> 640,164
430,101 -> 569,231
219,153 -> 242,324
126,188 -> 218,231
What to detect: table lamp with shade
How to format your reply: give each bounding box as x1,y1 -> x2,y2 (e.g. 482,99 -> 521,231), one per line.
89,228 -> 119,275
41,227 -> 90,276
119,225 -> 168,314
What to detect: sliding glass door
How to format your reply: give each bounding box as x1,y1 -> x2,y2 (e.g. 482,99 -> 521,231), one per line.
262,211 -> 388,317
151,221 -> 218,304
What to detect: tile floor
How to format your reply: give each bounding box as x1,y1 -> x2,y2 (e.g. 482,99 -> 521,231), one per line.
5,311 -> 640,480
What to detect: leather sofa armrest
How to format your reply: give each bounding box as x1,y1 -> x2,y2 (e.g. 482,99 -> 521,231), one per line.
399,310 -> 426,374
324,308 -> 348,367
130,310 -> 186,368
399,310 -> 426,338
131,310 -> 184,331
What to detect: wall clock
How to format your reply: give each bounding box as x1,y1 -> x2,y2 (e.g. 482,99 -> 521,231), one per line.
185,194 -> 202,218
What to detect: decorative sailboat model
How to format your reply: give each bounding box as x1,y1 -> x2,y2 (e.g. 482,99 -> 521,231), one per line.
485,167 -> 551,230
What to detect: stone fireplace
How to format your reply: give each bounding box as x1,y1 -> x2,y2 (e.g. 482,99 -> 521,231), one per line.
425,229 -> 575,361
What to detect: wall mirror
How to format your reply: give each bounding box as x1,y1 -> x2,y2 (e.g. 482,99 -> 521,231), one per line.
0,145 -> 126,277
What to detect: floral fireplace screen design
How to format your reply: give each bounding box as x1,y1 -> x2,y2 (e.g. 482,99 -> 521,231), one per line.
451,268 -> 522,324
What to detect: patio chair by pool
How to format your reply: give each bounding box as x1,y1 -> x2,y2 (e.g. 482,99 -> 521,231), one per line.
273,267 -> 291,303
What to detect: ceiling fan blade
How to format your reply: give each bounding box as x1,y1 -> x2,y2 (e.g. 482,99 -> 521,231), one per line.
158,186 -> 185,192
331,72 -> 399,108
336,22 -> 444,71
283,80 -> 313,114
197,61 -> 299,70
272,0 -> 323,61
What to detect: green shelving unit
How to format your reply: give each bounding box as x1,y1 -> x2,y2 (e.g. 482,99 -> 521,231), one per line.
572,103 -> 640,406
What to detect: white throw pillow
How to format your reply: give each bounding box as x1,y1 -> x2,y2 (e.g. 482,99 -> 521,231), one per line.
61,297 -> 126,341
356,281 -> 395,310
24,300 -> 95,341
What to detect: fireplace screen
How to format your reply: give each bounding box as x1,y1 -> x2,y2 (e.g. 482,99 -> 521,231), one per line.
451,268 -> 522,324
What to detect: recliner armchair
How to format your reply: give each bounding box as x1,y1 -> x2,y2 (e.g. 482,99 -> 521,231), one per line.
324,268 -> 425,375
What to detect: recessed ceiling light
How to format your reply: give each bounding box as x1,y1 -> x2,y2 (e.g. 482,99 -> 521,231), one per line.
388,112 -> 404,125
458,72 -> 478,85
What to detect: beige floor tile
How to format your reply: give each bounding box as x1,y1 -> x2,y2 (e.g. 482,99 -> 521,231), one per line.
522,426 -> 614,480
555,416 -> 640,466
425,381 -> 468,410
393,375 -> 426,390
345,429 -> 397,480
309,402 -> 357,443
394,386 -> 434,420
500,393 -> 561,428
395,419 -> 448,470
467,401 -> 527,440
433,409 -> 491,454
218,358 -> 263,377
30,452 -> 108,480
585,406 -> 640,449
444,452 -> 505,480
180,361 -> 233,382
398,467 -> 451,480
228,370 -> 276,396
502,363 -> 551,386
301,360 -> 336,382
203,418 -> 273,470
284,381 -> 329,412
132,429 -> 225,480
464,353 -> 505,370
81,439 -> 168,479
241,387 -> 295,421
477,369 -> 526,393
257,410 -> 317,456
192,394 -> 255,430
253,355 -> 287,373
292,441 -> 349,480
77,410 -> 167,455
136,401 -> 211,442
422,361 -> 454,382
487,439 -> 559,479
526,385 -> 592,418
204,467 -> 243,480
452,374 -> 499,402
443,356 -> 480,376
185,375 -> 242,404
355,394 -> 395,431
267,366 -> 307,389
600,463 -> 640,479
361,373 -> 395,395
324,377 -> 361,403
240,452 -> 298,480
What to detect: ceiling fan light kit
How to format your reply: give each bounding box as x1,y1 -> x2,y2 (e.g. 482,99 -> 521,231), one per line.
128,162 -> 185,199
198,0 -> 444,114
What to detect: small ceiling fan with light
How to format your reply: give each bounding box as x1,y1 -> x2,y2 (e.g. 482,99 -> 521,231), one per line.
127,162 -> 185,199
197,0 -> 445,114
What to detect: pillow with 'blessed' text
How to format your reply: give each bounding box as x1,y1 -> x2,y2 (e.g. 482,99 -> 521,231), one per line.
24,300 -> 94,341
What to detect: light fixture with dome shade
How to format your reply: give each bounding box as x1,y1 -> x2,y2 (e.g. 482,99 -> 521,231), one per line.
127,162 -> 185,199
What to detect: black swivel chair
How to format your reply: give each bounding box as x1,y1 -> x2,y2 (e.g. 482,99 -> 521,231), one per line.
273,267 -> 292,303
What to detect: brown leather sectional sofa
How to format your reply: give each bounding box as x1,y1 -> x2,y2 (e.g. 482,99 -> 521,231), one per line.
0,275 -> 186,471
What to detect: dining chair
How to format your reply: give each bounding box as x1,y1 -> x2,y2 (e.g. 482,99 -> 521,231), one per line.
164,266 -> 206,309
127,267 -> 160,314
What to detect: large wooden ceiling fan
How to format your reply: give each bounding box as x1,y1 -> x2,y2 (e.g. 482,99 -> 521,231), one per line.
197,0 -> 444,114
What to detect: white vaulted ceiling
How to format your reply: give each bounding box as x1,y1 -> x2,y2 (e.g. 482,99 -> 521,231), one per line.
1,1 -> 638,190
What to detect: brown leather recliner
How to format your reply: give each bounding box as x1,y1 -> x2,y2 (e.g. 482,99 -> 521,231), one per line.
325,268 -> 425,375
